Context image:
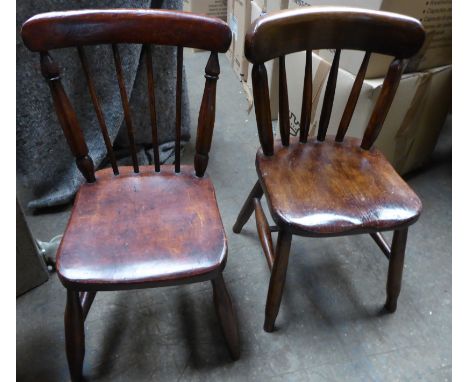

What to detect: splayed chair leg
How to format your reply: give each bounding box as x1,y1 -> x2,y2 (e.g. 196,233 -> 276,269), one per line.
264,229 -> 292,332
233,180 -> 264,233
65,289 -> 85,382
384,228 -> 408,313
212,274 -> 240,360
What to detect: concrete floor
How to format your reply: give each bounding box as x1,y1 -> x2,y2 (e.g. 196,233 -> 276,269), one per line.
17,51 -> 451,381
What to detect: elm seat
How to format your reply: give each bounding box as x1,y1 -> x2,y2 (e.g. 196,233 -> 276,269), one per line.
57,165 -> 227,290
256,137 -> 422,237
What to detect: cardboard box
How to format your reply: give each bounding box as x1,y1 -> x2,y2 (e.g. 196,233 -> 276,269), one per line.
253,0 -> 289,12
288,0 -> 452,78
285,52 -> 451,174
244,0 -> 289,119
183,1 -> 228,52
227,0 -> 251,81
183,0 -> 227,20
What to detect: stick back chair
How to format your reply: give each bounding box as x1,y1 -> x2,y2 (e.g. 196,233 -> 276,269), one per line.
233,7 -> 425,332
21,9 -> 239,381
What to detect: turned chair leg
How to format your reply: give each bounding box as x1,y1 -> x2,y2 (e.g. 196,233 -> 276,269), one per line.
211,273 -> 240,360
233,180 -> 264,233
65,289 -> 85,382
264,230 -> 292,332
384,228 -> 408,313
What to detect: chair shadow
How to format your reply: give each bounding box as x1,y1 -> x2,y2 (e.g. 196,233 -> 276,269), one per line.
277,254 -> 390,333
89,284 -> 235,380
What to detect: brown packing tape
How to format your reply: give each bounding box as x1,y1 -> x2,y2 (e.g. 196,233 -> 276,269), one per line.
393,73 -> 432,172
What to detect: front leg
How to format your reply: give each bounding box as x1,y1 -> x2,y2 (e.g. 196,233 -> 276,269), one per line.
264,229 -> 292,332
65,289 -> 85,382
385,228 -> 408,313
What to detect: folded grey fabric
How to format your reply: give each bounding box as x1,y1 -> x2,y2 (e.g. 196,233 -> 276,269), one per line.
16,0 -> 190,209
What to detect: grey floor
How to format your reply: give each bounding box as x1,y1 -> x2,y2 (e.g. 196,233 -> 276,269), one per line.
16,51 -> 452,381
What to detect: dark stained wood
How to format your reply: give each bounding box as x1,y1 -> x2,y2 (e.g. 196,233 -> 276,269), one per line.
278,55 -> 290,146
233,180 -> 264,234
299,50 -> 312,143
245,7 -> 424,64
40,52 -> 95,183
370,232 -> 391,259
79,291 -> 97,321
254,198 -> 274,269
385,228 -> 408,312
237,7 -> 424,331
144,44 -> 160,172
264,229 -> 292,332
22,10 -> 237,371
252,63 -> 274,156
336,51 -> 371,142
65,290 -> 84,382
112,44 -> 139,173
21,9 -> 232,53
194,52 -> 220,177
56,165 -> 227,291
212,274 -> 240,360
317,49 -> 340,141
175,46 -> 183,173
361,58 -> 404,149
78,46 -> 119,175
256,137 -> 422,236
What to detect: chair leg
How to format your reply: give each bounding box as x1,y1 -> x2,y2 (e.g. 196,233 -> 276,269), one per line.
384,228 -> 408,313
264,230 -> 292,332
65,289 -> 85,382
211,273 -> 240,360
233,180 -> 264,233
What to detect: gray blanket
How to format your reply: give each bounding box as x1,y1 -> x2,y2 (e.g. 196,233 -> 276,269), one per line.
16,0 -> 190,209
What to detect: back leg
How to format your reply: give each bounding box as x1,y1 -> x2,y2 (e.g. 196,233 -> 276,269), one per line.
212,274 -> 240,360
233,180 -> 263,233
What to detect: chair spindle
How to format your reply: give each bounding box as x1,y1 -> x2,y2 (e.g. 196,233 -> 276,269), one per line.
299,50 -> 312,143
144,44 -> 160,172
175,46 -> 183,173
194,52 -> 220,177
40,52 -> 95,182
317,49 -> 341,141
336,51 -> 371,142
77,47 -> 119,175
112,44 -> 139,173
252,63 -> 274,156
361,58 -> 404,150
278,55 -> 290,146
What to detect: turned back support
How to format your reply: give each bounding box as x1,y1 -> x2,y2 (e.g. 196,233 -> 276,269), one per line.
21,10 -> 232,180
245,7 -> 425,155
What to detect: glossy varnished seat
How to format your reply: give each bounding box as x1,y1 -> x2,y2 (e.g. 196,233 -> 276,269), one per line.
256,137 -> 421,237
58,165 -> 227,290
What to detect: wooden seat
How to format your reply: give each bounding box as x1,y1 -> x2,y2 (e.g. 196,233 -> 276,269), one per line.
233,7 -> 425,333
256,137 -> 421,237
58,166 -> 227,290
22,9 -> 239,381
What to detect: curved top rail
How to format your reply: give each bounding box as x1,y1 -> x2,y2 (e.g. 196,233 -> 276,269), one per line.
245,7 -> 425,63
22,9 -> 232,52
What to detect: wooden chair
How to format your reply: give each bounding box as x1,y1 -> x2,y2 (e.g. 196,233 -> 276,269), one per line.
21,9 -> 239,381
233,7 -> 425,333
